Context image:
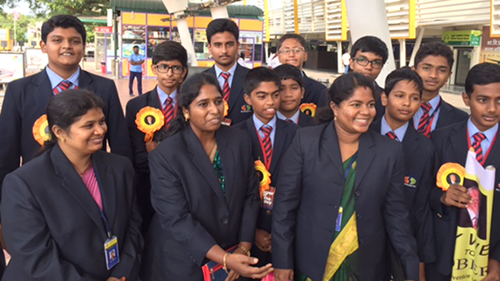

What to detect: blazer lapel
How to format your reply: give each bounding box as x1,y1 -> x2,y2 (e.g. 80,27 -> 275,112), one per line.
270,121 -> 287,175
485,129 -> 500,167
50,145 -> 107,234
183,127 -> 227,203
92,152 -> 117,228
355,131 -> 376,190
216,128 -> 234,204
402,126 -> 419,166
450,123 -> 469,164
147,87 -> 162,110
32,69 -> 55,113
246,118 -> 265,163
436,100 -> 453,128
78,70 -> 94,92
321,122 -> 344,180
228,64 -> 246,114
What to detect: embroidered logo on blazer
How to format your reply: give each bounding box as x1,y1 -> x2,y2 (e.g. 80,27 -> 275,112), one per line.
404,176 -> 417,188
240,104 -> 252,113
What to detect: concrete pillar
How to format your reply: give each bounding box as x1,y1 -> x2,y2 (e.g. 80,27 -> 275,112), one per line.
337,41 -> 343,74
210,6 -> 230,19
345,0 -> 395,87
399,39 -> 406,68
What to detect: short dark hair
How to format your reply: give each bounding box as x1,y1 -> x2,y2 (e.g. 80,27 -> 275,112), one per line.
384,67 -> 423,98
350,36 -> 388,64
42,15 -> 86,43
206,18 -> 239,44
244,67 -> 281,96
152,41 -> 189,80
414,42 -> 454,69
43,89 -> 105,152
273,64 -> 303,88
133,45 -> 139,49
465,63 -> 500,97
277,34 -> 306,52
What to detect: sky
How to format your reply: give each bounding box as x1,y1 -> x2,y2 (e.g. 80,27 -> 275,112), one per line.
4,1 -> 33,15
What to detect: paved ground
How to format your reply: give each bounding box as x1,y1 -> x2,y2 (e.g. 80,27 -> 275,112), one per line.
0,61 -> 468,113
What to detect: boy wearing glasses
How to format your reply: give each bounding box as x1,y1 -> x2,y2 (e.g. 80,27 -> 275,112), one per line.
125,41 -> 188,235
277,34 -> 328,108
412,42 -> 467,137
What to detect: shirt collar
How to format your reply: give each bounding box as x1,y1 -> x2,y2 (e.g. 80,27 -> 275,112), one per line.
381,114 -> 409,142
277,110 -> 300,124
215,62 -> 237,79
426,94 -> 441,112
46,66 -> 80,89
253,114 -> 277,131
467,117 -> 498,142
157,86 -> 177,106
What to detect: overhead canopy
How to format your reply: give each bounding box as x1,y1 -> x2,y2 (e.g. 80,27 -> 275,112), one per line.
109,0 -> 263,19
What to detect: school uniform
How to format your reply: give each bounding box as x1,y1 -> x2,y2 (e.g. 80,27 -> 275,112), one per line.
303,72 -> 328,108
412,95 -> 468,136
426,120 -> 500,280
374,82 -> 386,121
272,121 -> 419,281
0,68 -> 132,190
125,86 -> 177,235
277,111 -> 316,127
204,63 -> 251,125
371,117 -> 436,280
139,125 -> 260,280
1,145 -> 143,281
234,115 -> 298,267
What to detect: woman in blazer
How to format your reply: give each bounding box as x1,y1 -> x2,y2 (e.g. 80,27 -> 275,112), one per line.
140,73 -> 273,281
272,73 -> 419,281
0,90 -> 143,281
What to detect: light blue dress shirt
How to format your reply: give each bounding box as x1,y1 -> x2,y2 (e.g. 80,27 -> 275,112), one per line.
467,118 -> 498,156
46,66 -> 79,93
253,114 -> 277,147
381,114 -> 409,142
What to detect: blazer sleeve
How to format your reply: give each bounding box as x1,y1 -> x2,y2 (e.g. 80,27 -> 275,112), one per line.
238,136 -> 260,244
1,173 -> 100,281
271,132 -> 304,270
101,80 -> 133,161
0,83 -> 22,194
384,148 -> 420,280
149,151 -> 217,266
125,100 -> 149,173
110,160 -> 144,280
429,133 -> 450,217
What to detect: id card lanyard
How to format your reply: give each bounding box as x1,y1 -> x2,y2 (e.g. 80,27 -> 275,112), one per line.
466,128 -> 498,166
421,98 -> 442,137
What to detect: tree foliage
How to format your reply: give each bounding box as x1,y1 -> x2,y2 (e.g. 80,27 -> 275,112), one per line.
0,13 -> 42,43
2,0 -> 110,17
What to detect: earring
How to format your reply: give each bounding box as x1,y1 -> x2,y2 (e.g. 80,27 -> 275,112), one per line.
184,113 -> 190,121
334,115 -> 337,121
60,137 -> 66,143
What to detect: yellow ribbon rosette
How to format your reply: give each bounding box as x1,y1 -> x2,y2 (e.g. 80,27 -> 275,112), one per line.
33,114 -> 51,146
300,103 -> 317,117
255,160 -> 272,201
135,107 -> 165,142
436,162 -> 466,191
223,100 -> 229,117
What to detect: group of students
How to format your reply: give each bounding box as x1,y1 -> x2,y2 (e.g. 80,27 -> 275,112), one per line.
0,13 -> 499,281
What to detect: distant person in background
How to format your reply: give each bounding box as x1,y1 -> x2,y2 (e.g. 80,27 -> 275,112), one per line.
238,51 -> 246,67
268,46 -> 281,69
129,45 -> 145,96
342,50 -> 350,74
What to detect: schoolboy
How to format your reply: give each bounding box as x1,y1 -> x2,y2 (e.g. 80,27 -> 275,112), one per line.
412,42 -> 468,137
273,64 -> 316,127
277,34 -> 328,108
370,67 -> 435,280
204,18 -> 251,125
0,15 -> 131,189
349,35 -> 389,120
234,67 -> 298,271
427,63 -> 500,280
125,41 -> 188,235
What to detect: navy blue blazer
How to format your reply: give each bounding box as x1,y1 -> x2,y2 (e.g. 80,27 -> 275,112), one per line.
435,99 -> 468,129
140,125 -> 260,280
1,145 -> 143,281
298,112 -> 316,127
302,73 -> 328,108
371,119 -> 436,263
429,121 -> 500,276
0,68 -> 132,191
272,122 -> 419,281
204,64 -> 252,125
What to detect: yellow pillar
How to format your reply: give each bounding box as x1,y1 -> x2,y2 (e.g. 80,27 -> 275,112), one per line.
294,0 -> 299,34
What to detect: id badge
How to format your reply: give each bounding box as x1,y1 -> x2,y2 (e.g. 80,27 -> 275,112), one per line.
221,118 -> 232,126
104,236 -> 120,270
262,187 -> 276,210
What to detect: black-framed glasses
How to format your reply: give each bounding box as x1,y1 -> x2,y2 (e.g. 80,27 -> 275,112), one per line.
354,57 -> 384,69
155,64 -> 184,74
279,48 -> 305,55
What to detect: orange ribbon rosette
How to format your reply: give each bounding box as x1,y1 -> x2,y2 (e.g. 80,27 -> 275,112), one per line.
32,114 -> 51,146
436,162 -> 466,191
135,107 -> 165,142
300,103 -> 317,117
223,100 -> 229,117
255,160 -> 272,201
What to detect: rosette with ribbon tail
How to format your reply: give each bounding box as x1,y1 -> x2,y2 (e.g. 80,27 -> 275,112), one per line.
255,159 -> 272,200
300,103 -> 317,117
135,107 -> 165,142
33,114 -> 52,146
223,100 -> 229,117
436,162 -> 466,191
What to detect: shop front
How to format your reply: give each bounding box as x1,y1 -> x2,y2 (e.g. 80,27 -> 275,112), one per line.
442,30 -> 482,86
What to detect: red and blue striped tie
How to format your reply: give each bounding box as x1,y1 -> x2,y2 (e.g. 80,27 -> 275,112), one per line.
221,72 -> 231,102
471,132 -> 486,163
261,125 -> 273,168
386,131 -> 399,142
417,102 -> 432,136
163,97 -> 174,127
53,80 -> 73,95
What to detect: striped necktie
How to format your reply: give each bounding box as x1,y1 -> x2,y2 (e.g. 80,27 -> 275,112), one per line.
417,102 -> 432,136
385,131 -> 399,142
53,80 -> 73,95
221,72 -> 231,102
471,132 -> 486,163
163,97 -> 174,127
260,125 -> 273,168
285,119 -> 295,124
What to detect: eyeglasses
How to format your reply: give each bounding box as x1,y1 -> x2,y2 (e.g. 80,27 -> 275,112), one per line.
354,57 -> 384,69
279,48 -> 305,55
155,64 -> 184,74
